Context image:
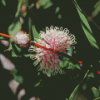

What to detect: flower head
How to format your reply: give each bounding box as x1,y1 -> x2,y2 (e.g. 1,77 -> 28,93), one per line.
29,26 -> 76,76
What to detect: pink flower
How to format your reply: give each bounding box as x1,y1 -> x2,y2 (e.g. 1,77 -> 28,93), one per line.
29,26 -> 76,76
14,31 -> 30,48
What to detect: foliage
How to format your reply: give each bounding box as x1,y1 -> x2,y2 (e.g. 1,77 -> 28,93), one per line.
1,0 -> 6,6
74,0 -> 99,49
1,0 -> 100,100
12,69 -> 23,84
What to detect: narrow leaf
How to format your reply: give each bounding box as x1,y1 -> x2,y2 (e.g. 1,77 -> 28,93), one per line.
34,82 -> 40,87
58,14 -> 62,19
23,54 -> 33,57
81,23 -> 99,49
99,86 -> 100,91
74,0 -> 92,33
74,0 -> 99,49
8,21 -> 21,42
15,0 -> 23,18
67,62 -> 75,70
43,1 -> 53,9
0,36 -> 5,39
94,1 -> 100,8
66,98 -> 69,100
75,64 -> 81,70
1,0 -> 6,6
91,87 -> 99,98
32,25 -> 39,40
38,0 -> 53,9
14,75 -> 23,84
55,7 -> 60,14
94,97 -> 100,100
92,6 -> 100,18
82,83 -> 87,90
11,44 -> 21,57
88,72 -> 95,78
12,69 -> 18,75
59,60 -> 68,68
69,84 -> 80,100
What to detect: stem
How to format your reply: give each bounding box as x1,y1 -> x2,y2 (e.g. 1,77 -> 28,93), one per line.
0,33 -> 11,38
28,17 -> 32,40
94,97 -> 100,100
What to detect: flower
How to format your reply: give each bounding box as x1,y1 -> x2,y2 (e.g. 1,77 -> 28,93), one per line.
28,26 -> 76,76
14,31 -> 30,48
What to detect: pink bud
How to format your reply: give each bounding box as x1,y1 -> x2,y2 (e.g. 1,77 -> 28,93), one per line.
14,31 -> 30,48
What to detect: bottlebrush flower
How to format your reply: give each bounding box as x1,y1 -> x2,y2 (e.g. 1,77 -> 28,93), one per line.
28,26 -> 76,76
14,31 -> 30,48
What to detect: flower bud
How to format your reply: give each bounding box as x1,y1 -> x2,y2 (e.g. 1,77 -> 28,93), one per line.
14,31 -> 30,48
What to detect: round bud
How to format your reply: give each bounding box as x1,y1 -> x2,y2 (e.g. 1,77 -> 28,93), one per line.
14,31 -> 30,48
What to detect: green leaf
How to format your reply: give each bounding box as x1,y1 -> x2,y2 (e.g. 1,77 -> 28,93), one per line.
58,14 -> 62,19
41,85 -> 43,87
66,98 -> 69,100
38,0 -> 47,6
30,3 -> 34,8
0,36 -> 5,40
74,0 -> 91,32
42,28 -> 46,33
12,69 -> 18,75
99,86 -> 100,91
59,60 -> 68,68
28,17 -> 32,40
94,1 -> 100,8
83,70 -> 89,79
37,72 -> 40,76
81,24 -> 99,49
24,0 -> 28,6
43,1 -> 53,9
94,97 -> 100,100
12,44 -> 21,57
75,64 -> 81,70
32,25 -> 39,41
14,75 -> 23,84
67,48 -> 72,56
88,72 -> 95,78
14,44 -> 21,52
74,0 -> 92,33
34,82 -> 40,87
92,1 -> 100,17
8,21 -> 21,42
82,83 -> 87,90
38,0 -> 53,9
12,50 -> 18,57
34,79 -> 42,87
23,54 -> 33,57
67,62 -> 75,70
55,7 -> 60,14
1,0 -> 6,6
62,57 -> 69,60
12,69 -> 23,84
92,6 -> 100,18
91,87 -> 99,98
7,43 -> 12,50
15,0 -> 23,18
74,0 -> 99,49
69,84 -> 80,100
